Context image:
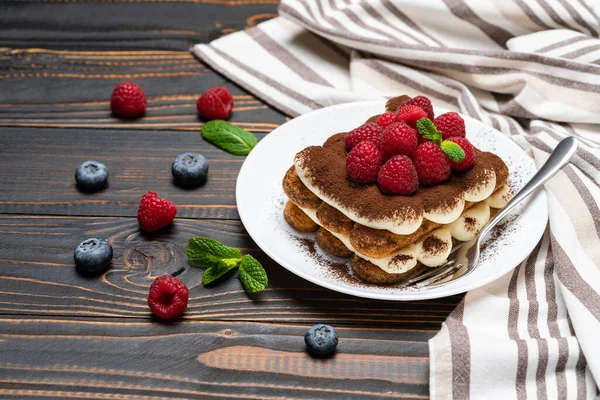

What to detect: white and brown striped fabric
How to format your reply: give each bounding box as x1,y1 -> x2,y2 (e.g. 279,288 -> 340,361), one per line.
193,1 -> 600,398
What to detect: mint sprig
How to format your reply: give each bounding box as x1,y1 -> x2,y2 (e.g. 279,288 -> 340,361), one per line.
416,118 -> 466,162
416,118 -> 442,144
186,237 -> 268,293
238,254 -> 268,294
441,140 -> 466,162
201,120 -> 258,156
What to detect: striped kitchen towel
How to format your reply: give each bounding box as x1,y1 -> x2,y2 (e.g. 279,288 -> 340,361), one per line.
193,1 -> 600,398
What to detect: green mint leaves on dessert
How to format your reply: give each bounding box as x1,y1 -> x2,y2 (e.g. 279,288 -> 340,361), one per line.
416,118 -> 441,145
186,237 -> 268,293
441,140 -> 466,162
201,120 -> 258,156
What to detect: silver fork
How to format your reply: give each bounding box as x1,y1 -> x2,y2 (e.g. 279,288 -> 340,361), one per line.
407,136 -> 579,288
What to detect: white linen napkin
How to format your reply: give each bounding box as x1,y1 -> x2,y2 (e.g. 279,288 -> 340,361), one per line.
193,1 -> 600,398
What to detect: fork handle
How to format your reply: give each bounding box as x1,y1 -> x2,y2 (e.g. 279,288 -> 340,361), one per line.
478,137 -> 579,241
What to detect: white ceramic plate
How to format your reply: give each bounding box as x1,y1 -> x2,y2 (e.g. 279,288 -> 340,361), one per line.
236,101 -> 547,300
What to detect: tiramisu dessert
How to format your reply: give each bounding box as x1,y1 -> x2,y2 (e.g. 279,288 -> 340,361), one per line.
283,95 -> 510,285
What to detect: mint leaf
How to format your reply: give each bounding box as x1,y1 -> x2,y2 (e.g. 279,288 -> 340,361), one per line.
416,118 -> 441,144
441,140 -> 466,162
238,254 -> 268,294
201,120 -> 258,156
202,261 -> 238,285
186,237 -> 243,269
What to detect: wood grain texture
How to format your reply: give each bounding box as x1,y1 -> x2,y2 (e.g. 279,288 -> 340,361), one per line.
0,317 -> 429,399
0,126 -> 263,219
0,2 -> 278,50
0,215 -> 461,326
0,49 -> 286,129
0,1 -> 453,396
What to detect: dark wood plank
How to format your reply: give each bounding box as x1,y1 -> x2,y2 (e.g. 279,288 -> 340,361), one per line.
0,126 -> 259,219
0,1 -> 278,50
0,49 -> 287,128
0,316 -> 430,399
0,215 -> 461,326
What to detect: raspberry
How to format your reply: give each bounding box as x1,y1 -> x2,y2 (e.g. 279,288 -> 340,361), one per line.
413,142 -> 451,185
376,112 -> 396,128
110,81 -> 146,118
380,122 -> 418,160
396,105 -> 428,128
346,141 -> 382,184
377,155 -> 419,195
137,191 -> 177,232
148,275 -> 189,319
404,96 -> 434,120
434,112 -> 465,139
197,87 -> 234,120
446,136 -> 476,171
345,123 -> 383,152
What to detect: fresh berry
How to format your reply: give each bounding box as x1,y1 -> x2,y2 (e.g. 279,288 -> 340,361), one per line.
396,105 -> 428,128
75,161 -> 109,192
378,155 -> 419,195
404,96 -> 434,120
137,191 -> 177,232
74,238 -> 113,274
197,87 -> 234,120
376,112 -> 396,128
433,112 -> 466,139
345,123 -> 383,151
446,137 -> 476,171
379,122 -> 418,160
413,142 -> 451,185
305,324 -> 338,355
110,81 -> 146,118
172,152 -> 209,188
148,275 -> 189,319
346,141 -> 382,184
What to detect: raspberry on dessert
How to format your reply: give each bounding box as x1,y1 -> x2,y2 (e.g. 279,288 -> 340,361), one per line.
379,122 -> 418,160
345,122 -> 383,151
434,112 -> 466,139
396,105 -> 428,128
378,155 -> 419,195
446,136 -> 476,171
346,141 -> 382,184
148,275 -> 189,319
404,96 -> 434,120
413,142 -> 451,185
110,81 -> 146,118
197,87 -> 234,120
137,191 -> 177,232
376,112 -> 396,128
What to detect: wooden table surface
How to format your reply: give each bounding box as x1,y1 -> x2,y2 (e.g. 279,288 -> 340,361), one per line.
0,1 -> 463,398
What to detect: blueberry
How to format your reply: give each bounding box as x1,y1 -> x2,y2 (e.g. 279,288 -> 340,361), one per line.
305,324 -> 338,355
171,152 -> 208,188
76,161 -> 108,192
74,238 -> 113,274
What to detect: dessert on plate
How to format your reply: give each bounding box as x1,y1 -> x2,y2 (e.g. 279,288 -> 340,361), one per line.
283,95 -> 511,285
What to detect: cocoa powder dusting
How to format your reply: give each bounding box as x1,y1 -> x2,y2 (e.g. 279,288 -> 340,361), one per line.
464,217 -> 477,232
422,235 -> 448,255
295,126 -> 509,225
391,254 -> 413,265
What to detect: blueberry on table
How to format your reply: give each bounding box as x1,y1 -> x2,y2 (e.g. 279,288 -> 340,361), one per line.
74,238 -> 113,274
305,324 -> 338,355
75,161 -> 108,192
171,152 -> 208,188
